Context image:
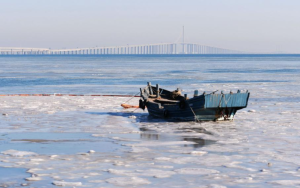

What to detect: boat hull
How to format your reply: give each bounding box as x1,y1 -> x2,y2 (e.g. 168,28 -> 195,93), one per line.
141,84 -> 250,121
146,102 -> 240,121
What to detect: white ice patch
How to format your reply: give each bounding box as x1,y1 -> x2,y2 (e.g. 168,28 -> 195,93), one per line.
154,157 -> 172,161
27,168 -> 43,173
106,169 -> 135,176
106,177 -> 151,186
174,168 -> 219,175
91,134 -> 106,137
141,169 -> 176,178
25,177 -> 42,181
106,168 -> 175,178
268,180 -> 300,186
217,139 -> 240,144
199,184 -> 227,188
130,147 -> 151,153
1,150 -> 38,157
89,180 -> 104,183
129,115 -> 137,119
30,158 -> 44,162
223,162 -> 257,172
190,151 -> 208,155
52,181 -> 82,186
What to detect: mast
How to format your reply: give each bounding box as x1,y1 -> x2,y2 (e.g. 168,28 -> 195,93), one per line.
183,26 -> 184,44
182,26 -> 185,54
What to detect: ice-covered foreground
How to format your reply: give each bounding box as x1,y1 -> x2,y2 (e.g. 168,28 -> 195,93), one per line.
0,81 -> 300,188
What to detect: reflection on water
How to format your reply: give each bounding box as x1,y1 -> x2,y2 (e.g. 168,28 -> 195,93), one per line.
140,132 -> 160,140
139,127 -> 214,148
183,137 -> 214,148
178,127 -> 213,135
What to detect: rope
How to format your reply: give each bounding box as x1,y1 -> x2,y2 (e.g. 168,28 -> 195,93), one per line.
218,94 -> 231,107
131,107 -> 140,113
217,94 -> 232,119
224,95 -> 231,107
218,94 -> 224,108
122,92 -> 140,104
186,101 -> 201,123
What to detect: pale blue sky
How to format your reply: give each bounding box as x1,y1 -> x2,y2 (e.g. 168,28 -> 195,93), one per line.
1,0 -> 299,53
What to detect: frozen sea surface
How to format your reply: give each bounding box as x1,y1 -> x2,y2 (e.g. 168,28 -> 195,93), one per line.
0,55 -> 300,187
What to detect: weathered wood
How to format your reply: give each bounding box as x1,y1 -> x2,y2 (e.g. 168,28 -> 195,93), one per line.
140,83 -> 250,121
156,84 -> 159,98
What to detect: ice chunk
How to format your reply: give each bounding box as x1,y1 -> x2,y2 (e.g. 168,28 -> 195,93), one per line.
91,134 -> 106,137
27,168 -> 42,173
1,150 -> 38,157
130,147 -> 151,153
30,158 -> 44,162
174,168 -> 219,175
190,151 -> 207,155
268,180 -> 300,186
106,177 -> 151,186
207,184 -> 227,188
52,181 -> 82,186
154,157 -> 172,161
106,169 -> 135,176
142,169 -> 176,178
89,180 -> 104,183
25,177 -> 42,181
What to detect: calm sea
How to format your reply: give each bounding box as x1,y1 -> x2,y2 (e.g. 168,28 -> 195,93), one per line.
0,55 -> 300,95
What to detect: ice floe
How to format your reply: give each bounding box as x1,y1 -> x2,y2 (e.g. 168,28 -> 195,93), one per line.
106,177 -> 151,186
0,80 -> 300,188
52,181 -> 83,186
174,168 -> 219,175
268,180 -> 300,186
1,150 -> 38,157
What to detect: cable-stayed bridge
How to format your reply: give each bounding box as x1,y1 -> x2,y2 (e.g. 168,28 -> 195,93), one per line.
0,27 -> 247,55
0,43 -> 244,55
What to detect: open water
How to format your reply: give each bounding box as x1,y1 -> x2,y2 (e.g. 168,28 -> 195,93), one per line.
0,55 -> 300,187
1,55 -> 299,95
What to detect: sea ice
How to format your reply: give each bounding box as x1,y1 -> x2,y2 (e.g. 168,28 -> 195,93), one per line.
189,151 -> 208,155
199,184 -> 227,188
25,176 -> 42,181
106,177 -> 151,186
106,169 -> 135,176
30,158 -> 44,162
140,169 -> 176,178
174,168 -> 219,175
1,150 -> 38,157
129,115 -> 137,119
52,181 -> 83,186
268,180 -> 300,186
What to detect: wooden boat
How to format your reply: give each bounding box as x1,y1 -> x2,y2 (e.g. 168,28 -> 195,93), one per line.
139,83 -> 250,121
